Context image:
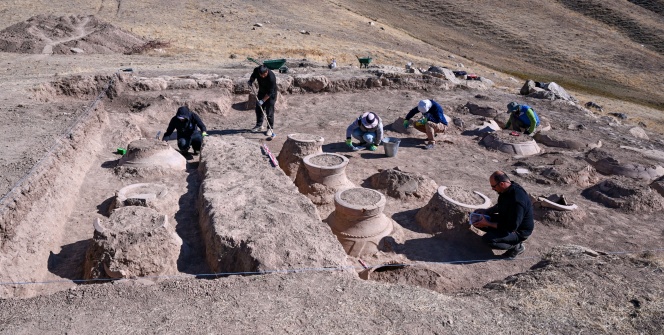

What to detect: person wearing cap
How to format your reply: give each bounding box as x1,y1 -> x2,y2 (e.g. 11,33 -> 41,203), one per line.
162,106 -> 208,155
505,102 -> 540,136
403,99 -> 448,149
471,171 -> 534,259
248,65 -> 278,136
345,112 -> 384,151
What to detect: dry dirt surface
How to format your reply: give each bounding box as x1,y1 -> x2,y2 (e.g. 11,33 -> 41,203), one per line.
0,0 -> 663,333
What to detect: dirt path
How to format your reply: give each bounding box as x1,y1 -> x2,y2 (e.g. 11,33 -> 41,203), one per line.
40,16 -> 90,55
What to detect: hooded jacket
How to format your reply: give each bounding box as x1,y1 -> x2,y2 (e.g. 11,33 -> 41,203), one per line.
163,106 -> 207,140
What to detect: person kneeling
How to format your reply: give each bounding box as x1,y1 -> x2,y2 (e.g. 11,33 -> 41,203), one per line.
471,171 -> 534,259
345,112 -> 384,151
162,106 -> 208,155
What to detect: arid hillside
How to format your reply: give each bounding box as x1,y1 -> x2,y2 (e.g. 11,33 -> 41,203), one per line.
339,0 -> 664,109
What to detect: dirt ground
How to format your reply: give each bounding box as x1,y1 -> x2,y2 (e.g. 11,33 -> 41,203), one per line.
0,2 -> 663,333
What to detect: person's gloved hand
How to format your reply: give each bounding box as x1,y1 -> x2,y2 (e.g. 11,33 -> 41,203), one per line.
403,120 -> 409,128
416,117 -> 428,126
258,100 -> 264,106
345,138 -> 354,149
368,144 -> 378,151
202,131 -> 208,137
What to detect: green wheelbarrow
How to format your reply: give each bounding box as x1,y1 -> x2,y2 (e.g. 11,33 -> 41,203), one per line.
247,57 -> 287,70
356,55 -> 372,68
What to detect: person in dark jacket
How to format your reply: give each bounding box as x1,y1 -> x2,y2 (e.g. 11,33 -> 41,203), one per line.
402,99 -> 448,150
162,106 -> 207,155
472,171 -> 534,259
248,65 -> 278,136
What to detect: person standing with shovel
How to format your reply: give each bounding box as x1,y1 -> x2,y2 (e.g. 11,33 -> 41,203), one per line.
248,65 -> 278,137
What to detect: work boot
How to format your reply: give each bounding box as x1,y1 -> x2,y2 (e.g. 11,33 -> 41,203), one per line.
502,243 -> 525,259
424,143 -> 435,150
251,125 -> 264,133
266,129 -> 273,137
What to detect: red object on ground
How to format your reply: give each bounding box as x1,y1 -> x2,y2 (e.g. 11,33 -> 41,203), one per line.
358,259 -> 369,269
510,131 -> 520,136
261,143 -> 278,167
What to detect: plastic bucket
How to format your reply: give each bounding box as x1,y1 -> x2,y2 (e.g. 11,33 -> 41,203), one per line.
383,137 -> 401,157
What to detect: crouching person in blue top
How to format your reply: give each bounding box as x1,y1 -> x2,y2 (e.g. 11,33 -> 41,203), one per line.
403,99 -> 448,150
345,112 -> 384,151
505,102 -> 541,136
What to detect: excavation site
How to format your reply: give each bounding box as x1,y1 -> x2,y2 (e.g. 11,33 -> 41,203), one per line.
1,4 -> 663,333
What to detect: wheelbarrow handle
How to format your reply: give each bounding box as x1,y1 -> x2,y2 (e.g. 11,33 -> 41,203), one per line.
247,57 -> 262,66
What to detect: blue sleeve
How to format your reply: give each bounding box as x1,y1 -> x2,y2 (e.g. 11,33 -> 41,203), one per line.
431,101 -> 447,125
405,107 -> 419,121
346,119 -> 359,138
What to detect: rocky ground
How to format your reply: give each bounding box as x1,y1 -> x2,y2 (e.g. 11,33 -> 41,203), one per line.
0,1 -> 663,333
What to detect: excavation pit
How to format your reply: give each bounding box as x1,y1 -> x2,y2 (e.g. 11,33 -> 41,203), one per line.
327,188 -> 393,257
533,194 -> 585,228
84,206 -> 182,281
277,133 -> 324,180
118,138 -> 186,171
582,178 -> 664,213
295,153 -> 354,210
534,132 -> 602,151
480,131 -> 542,156
108,183 -> 169,214
586,148 -> 664,181
416,186 -> 492,233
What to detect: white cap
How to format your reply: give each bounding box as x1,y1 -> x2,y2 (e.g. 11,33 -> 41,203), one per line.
418,99 -> 432,114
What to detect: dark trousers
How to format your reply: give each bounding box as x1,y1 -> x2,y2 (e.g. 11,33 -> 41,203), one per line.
177,132 -> 203,152
255,99 -> 275,129
477,227 -> 523,250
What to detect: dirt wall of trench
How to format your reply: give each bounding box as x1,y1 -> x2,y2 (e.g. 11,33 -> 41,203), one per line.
0,101 -> 109,298
197,136 -> 351,275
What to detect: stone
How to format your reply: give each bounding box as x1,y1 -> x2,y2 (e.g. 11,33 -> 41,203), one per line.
294,75 -> 329,92
629,127 -> 649,140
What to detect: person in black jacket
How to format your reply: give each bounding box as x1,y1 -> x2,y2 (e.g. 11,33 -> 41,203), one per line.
472,171 -> 534,259
162,106 -> 207,155
248,65 -> 278,136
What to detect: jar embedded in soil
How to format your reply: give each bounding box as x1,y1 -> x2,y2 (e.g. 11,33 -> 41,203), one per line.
327,187 -> 393,257
415,186 -> 492,233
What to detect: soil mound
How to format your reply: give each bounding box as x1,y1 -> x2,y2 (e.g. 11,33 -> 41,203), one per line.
368,168 -> 437,200
0,15 -> 148,54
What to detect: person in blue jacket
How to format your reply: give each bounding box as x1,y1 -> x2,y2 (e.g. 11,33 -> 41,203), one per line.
403,99 -> 448,149
505,102 -> 540,136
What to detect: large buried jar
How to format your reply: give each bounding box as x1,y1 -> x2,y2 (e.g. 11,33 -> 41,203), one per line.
295,152 -> 355,208
83,206 -> 182,280
416,186 -> 492,233
277,133 -> 324,180
108,183 -> 169,215
118,138 -> 186,171
327,188 -> 393,257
